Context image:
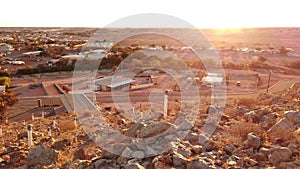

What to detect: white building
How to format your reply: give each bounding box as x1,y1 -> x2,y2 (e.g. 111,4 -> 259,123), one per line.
94,76 -> 135,91
202,73 -> 224,86
86,40 -> 114,49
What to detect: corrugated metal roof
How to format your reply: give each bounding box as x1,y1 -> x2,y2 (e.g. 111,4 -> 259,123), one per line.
202,76 -> 223,83
94,76 -> 135,88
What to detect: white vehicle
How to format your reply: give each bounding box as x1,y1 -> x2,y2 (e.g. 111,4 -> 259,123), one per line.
12,61 -> 25,65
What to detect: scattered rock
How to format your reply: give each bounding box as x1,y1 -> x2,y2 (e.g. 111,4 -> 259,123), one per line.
61,159 -> 90,169
177,119 -> 193,131
192,145 -> 203,155
17,131 -> 37,139
9,151 -> 25,164
52,139 -> 71,150
125,163 -> 145,169
112,143 -> 127,156
184,132 -> 199,145
237,107 -> 249,114
125,122 -> 146,137
74,146 -> 90,160
139,122 -> 175,138
245,111 -> 260,123
144,146 -> 157,156
121,147 -> 133,157
224,144 -> 236,155
26,146 -> 58,167
243,133 -> 261,149
260,113 -> 277,130
172,152 -> 188,167
294,128 -> 300,144
93,159 -> 112,169
268,147 -> 292,165
268,118 -> 294,134
278,160 -> 300,169
153,161 -> 169,169
101,149 -> 118,159
187,157 -> 213,169
284,110 -> 300,125
259,147 -> 270,157
132,151 -> 145,159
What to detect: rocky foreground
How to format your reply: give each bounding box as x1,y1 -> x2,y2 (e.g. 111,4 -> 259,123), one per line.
0,84 -> 300,169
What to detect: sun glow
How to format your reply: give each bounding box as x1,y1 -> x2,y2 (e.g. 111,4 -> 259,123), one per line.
0,0 -> 299,28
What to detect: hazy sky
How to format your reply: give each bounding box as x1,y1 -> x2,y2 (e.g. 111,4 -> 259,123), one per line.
0,0 -> 299,28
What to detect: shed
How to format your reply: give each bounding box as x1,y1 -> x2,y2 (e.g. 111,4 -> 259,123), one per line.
94,76 -> 135,91
202,74 -> 224,86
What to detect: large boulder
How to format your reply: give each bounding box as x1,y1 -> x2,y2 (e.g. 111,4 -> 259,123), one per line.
260,113 -> 277,130
26,146 -> 58,167
268,147 -> 292,165
268,118 -> 294,134
284,111 -> 300,125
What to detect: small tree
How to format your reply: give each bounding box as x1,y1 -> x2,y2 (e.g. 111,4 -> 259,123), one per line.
258,56 -> 267,62
0,91 -> 18,120
0,77 -> 10,88
279,46 -> 288,54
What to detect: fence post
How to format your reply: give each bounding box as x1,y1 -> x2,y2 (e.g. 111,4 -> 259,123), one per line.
0,125 -> 2,137
73,117 -> 77,128
31,113 -> 35,121
47,127 -> 51,137
53,120 -> 57,128
27,124 -> 33,147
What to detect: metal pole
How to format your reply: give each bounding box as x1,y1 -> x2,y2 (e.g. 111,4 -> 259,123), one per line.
164,89 -> 170,118
267,70 -> 272,93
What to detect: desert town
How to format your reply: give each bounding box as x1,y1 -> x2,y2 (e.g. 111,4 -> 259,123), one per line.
0,27 -> 299,168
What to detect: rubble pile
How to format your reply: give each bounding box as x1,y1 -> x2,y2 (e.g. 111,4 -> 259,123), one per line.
0,83 -> 299,168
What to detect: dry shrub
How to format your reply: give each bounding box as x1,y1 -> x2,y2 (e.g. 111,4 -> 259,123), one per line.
267,126 -> 294,143
217,121 -> 264,148
228,121 -> 264,139
237,97 -> 259,109
59,121 -> 77,131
